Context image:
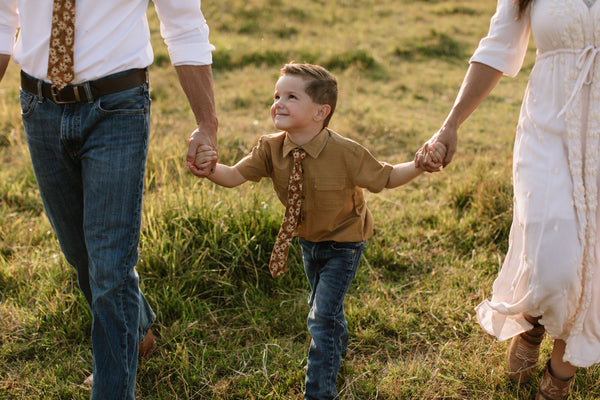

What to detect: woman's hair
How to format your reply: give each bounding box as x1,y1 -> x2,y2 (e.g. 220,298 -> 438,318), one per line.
517,0 -> 533,18
280,62 -> 338,127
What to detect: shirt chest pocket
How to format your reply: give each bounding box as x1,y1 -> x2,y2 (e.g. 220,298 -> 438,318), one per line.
310,176 -> 350,210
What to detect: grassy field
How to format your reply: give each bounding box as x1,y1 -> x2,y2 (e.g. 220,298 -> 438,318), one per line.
1,0 -> 599,399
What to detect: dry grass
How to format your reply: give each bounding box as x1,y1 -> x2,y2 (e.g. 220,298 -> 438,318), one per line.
1,0 -> 599,399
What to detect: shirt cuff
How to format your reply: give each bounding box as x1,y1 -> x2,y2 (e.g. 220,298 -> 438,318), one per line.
0,28 -> 16,55
170,42 -> 215,66
470,51 -> 520,78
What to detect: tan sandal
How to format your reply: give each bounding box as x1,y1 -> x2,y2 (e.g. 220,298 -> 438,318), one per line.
507,323 -> 545,383
535,360 -> 575,400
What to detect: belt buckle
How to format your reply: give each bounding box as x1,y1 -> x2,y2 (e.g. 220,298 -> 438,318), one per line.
50,85 -> 80,104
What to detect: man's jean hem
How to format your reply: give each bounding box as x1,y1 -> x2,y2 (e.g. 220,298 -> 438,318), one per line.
20,80 -> 156,400
299,238 -> 366,400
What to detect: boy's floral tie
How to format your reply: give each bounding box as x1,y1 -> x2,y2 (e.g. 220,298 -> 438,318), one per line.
269,148 -> 306,278
47,0 -> 76,90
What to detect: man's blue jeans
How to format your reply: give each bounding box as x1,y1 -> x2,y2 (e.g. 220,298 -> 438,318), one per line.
299,239 -> 366,400
20,77 -> 156,400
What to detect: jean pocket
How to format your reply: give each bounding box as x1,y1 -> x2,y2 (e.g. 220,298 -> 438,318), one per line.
330,241 -> 365,253
330,241 -> 365,269
96,84 -> 149,116
19,90 -> 38,119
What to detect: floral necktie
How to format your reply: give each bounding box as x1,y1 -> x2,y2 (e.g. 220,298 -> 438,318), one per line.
47,0 -> 76,90
269,148 -> 307,278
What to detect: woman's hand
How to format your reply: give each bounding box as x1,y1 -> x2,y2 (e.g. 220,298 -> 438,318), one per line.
415,125 -> 457,172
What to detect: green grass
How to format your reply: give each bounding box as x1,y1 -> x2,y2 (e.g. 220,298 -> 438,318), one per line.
1,0 -> 599,399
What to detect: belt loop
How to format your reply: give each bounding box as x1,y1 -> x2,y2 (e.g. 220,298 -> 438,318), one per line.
72,86 -> 81,102
36,79 -> 43,103
83,82 -> 93,103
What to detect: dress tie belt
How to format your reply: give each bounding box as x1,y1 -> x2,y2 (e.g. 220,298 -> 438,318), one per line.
558,45 -> 599,117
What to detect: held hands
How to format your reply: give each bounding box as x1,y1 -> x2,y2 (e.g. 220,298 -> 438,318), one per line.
187,144 -> 217,176
186,127 -> 218,177
416,141 -> 446,172
415,125 -> 458,172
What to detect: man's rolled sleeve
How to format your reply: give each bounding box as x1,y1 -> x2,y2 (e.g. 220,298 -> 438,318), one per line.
0,0 -> 18,55
164,25 -> 215,66
153,0 -> 215,65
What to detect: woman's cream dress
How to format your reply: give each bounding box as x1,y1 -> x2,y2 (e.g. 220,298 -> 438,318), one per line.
473,0 -> 600,367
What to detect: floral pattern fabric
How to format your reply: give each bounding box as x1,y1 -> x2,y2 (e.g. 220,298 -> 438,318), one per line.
269,148 -> 306,278
473,0 -> 600,367
47,0 -> 75,89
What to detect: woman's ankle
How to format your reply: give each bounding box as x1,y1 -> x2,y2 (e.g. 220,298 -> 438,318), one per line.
524,314 -> 541,327
549,359 -> 577,381
549,340 -> 578,381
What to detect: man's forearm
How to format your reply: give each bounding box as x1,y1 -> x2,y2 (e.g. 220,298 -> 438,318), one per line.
0,54 -> 11,83
176,63 -> 219,175
175,64 -> 218,145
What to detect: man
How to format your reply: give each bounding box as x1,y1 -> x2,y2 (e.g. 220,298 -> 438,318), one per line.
0,1 -> 218,399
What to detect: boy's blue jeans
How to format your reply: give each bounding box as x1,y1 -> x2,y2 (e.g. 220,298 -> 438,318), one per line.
299,238 -> 366,400
20,77 -> 156,400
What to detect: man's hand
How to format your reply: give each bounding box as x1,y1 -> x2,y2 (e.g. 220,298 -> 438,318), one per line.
175,64 -> 219,177
186,141 -> 217,177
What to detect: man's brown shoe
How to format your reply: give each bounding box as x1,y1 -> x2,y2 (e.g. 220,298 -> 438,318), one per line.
138,329 -> 157,358
507,323 -> 545,383
82,329 -> 157,389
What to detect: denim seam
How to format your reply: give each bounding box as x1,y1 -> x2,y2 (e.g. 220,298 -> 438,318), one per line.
117,278 -> 131,399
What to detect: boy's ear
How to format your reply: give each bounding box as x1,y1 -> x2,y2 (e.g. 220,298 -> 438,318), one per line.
313,104 -> 331,122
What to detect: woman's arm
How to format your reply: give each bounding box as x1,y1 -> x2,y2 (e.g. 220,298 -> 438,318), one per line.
417,62 -> 503,171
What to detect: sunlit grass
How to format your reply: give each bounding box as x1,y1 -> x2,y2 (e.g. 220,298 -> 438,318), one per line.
1,0 -> 599,399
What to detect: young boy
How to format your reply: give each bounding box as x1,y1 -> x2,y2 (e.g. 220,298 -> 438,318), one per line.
188,63 -> 444,400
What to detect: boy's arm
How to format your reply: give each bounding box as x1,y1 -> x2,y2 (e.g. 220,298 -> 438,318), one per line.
385,142 -> 446,188
385,161 -> 423,189
187,144 -> 247,187
206,164 -> 247,188
385,142 -> 446,189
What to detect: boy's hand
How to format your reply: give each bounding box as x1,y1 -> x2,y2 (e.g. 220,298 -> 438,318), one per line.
187,126 -> 218,177
415,126 -> 457,171
428,141 -> 447,164
186,144 -> 218,177
419,142 -> 447,172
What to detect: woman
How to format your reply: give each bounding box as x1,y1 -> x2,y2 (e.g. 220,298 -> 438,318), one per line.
417,0 -> 600,399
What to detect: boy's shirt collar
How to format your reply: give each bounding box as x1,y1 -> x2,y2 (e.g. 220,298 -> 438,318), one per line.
282,128 -> 329,159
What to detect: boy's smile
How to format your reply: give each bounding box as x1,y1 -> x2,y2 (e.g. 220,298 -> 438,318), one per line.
271,75 -> 324,138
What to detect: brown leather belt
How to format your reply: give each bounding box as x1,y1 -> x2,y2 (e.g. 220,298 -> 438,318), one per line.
20,68 -> 148,104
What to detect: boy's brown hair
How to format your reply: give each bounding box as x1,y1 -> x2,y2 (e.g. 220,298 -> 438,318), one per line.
280,62 -> 338,127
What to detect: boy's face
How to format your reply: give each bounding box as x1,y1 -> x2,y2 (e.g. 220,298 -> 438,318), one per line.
271,75 -> 323,134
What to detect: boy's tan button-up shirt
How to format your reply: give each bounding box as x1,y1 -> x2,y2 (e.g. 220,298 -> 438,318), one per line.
235,128 -> 393,243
